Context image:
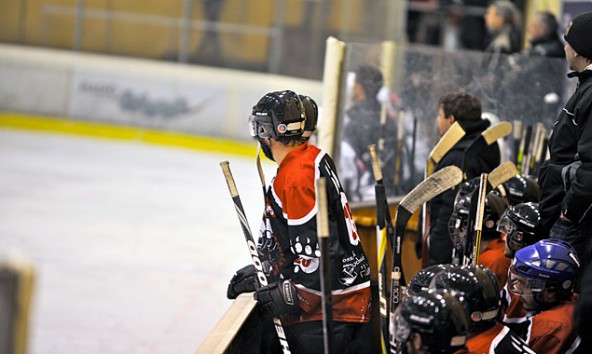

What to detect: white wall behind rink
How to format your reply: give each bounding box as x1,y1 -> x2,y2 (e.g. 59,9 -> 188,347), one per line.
0,44 -> 323,142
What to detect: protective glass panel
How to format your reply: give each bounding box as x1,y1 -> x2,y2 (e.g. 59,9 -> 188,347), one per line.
336,41 -> 568,204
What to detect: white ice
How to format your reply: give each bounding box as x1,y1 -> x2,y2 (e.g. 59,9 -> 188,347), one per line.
0,128 -> 274,354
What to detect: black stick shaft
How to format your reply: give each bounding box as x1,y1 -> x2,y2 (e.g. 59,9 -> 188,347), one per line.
220,161 -> 292,354
370,145 -> 391,354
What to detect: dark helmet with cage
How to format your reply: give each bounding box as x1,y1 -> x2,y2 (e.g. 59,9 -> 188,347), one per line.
509,238 -> 580,303
298,94 -> 318,140
407,263 -> 456,296
449,178 -> 508,247
249,90 -> 306,139
394,289 -> 470,354
501,175 -> 542,206
433,265 -> 500,330
449,177 -> 481,248
497,202 -> 542,254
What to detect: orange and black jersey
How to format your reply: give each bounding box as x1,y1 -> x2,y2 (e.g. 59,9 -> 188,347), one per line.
505,301 -> 577,354
467,322 -> 535,354
478,238 -> 511,289
257,143 -> 371,325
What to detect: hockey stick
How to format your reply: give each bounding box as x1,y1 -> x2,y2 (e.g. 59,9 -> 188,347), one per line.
517,125 -> 532,175
426,121 -> 466,177
378,41 -> 395,155
393,112 -> 405,194
316,178 -> 333,354
409,116 -> 418,186
531,124 -> 548,176
220,161 -> 291,353
471,173 -> 488,265
421,122 -> 466,268
488,161 -> 517,189
512,120 -> 522,165
390,165 -> 463,352
369,144 -> 393,354
462,121 -> 512,180
454,162 -> 516,265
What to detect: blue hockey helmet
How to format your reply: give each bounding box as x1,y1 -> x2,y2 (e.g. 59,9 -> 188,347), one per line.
510,238 -> 580,295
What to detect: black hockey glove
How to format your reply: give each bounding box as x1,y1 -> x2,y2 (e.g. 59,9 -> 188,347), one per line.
254,280 -> 301,318
227,264 -> 260,300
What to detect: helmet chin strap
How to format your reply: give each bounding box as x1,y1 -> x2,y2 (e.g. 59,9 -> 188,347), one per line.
258,137 -> 275,162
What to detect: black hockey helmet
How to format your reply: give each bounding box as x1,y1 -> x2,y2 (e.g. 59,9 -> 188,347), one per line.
433,265 -> 500,327
394,289 -> 470,354
299,94 -> 318,139
449,181 -> 508,246
497,202 -> 542,253
407,263 -> 456,296
249,90 -> 306,139
501,175 -> 541,206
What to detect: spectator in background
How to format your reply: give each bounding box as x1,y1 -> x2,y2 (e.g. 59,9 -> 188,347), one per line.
341,65 -> 397,201
524,11 -> 565,58
483,0 -> 522,54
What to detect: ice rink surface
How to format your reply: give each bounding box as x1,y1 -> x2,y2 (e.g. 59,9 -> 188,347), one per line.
0,128 -> 273,353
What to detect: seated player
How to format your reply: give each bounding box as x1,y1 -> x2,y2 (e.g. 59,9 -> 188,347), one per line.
506,239 -> 580,354
433,265 -> 534,353
393,288 -> 471,354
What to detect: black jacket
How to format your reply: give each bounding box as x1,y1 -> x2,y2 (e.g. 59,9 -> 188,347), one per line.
428,119 -> 501,265
525,33 -> 565,58
538,69 -> 592,231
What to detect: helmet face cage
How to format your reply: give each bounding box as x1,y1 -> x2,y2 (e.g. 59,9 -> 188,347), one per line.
508,265 -> 547,295
497,212 -> 525,251
448,210 -> 468,248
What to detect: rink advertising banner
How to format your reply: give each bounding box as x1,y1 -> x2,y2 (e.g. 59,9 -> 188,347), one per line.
68,69 -> 234,137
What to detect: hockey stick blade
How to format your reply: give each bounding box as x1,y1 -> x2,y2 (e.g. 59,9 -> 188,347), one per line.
426,122 -> 465,177
220,161 -> 292,353
483,121 -> 512,145
487,161 -> 517,190
401,165 -> 463,214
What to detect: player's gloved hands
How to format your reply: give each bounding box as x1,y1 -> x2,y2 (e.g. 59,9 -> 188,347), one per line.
227,264 -> 260,299
254,280 -> 301,318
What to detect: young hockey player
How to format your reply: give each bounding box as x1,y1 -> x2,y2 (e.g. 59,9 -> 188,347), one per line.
393,288 -> 471,354
496,202 -> 545,323
506,239 -> 580,353
498,174 -> 541,206
227,90 -> 371,353
433,265 -> 534,354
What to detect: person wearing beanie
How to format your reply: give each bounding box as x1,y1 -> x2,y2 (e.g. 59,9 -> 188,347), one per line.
538,11 -> 592,272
